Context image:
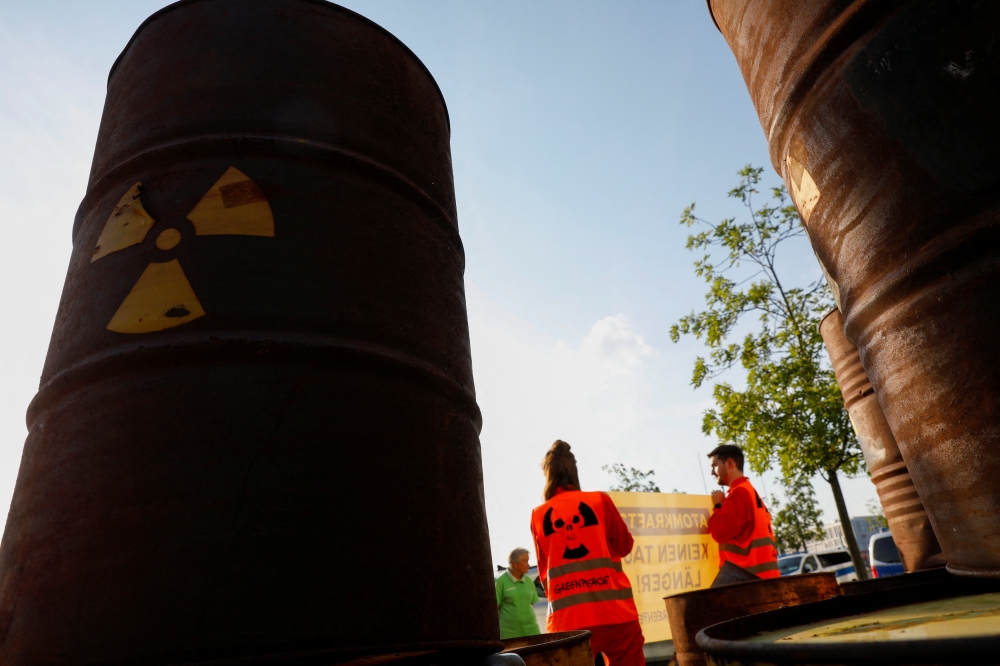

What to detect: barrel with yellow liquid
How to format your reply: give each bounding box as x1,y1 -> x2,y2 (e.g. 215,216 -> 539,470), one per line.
697,574 -> 1000,664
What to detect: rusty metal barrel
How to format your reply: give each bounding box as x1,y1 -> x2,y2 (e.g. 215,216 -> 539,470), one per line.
708,0 -> 1000,576
0,1 -> 498,663
664,573 -> 840,666
500,632 -> 594,666
696,573 -> 1000,665
819,308 -> 944,572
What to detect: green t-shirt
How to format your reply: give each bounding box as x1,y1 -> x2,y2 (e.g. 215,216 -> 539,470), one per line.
495,570 -> 541,639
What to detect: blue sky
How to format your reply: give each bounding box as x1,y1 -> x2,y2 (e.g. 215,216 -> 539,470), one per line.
0,0 -> 879,566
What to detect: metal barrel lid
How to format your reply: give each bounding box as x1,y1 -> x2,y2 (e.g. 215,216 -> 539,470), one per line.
696,575 -> 1000,664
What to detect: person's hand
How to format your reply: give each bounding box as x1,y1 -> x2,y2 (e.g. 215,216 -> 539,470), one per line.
711,490 -> 725,506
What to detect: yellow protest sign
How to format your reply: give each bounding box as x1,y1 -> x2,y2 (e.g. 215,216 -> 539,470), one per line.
608,492 -> 720,643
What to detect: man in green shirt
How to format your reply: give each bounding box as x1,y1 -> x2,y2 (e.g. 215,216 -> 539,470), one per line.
495,548 -> 542,639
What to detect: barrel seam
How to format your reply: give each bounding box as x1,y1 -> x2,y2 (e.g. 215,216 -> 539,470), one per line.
767,0 -> 911,173
28,332 -> 480,431
75,133 -> 464,258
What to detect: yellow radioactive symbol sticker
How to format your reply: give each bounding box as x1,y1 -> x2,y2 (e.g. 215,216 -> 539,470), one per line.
92,168 -> 274,334
186,167 -> 275,236
106,259 -> 205,333
785,155 -> 820,224
91,183 -> 156,262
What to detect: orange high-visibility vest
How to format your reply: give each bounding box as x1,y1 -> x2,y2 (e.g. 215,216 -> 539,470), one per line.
530,491 -> 638,631
717,481 -> 780,578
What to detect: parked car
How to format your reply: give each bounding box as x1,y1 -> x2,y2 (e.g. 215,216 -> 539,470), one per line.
777,552 -> 807,576
868,531 -> 905,578
776,549 -> 859,582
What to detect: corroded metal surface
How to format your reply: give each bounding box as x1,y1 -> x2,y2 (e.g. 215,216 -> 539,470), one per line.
819,309 -> 944,572
709,0 -> 1000,576
501,631 -> 593,666
697,574 -> 1000,665
665,573 -> 840,666
0,1 -> 498,663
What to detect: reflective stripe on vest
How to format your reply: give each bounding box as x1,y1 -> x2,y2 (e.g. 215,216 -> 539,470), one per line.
550,587 -> 634,612
745,560 -> 780,575
719,536 -> 778,556
548,557 -> 624,579
531,490 -> 638,630
717,481 -> 780,579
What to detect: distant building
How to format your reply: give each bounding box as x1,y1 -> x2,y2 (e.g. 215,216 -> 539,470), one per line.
805,516 -> 884,558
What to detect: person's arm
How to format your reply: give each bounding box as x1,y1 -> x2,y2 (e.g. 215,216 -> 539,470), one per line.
601,493 -> 634,558
707,487 -> 752,543
495,574 -> 504,610
531,519 -> 549,586
530,576 -> 539,604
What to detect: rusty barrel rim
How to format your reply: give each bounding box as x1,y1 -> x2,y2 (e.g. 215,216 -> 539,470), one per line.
500,631 -> 592,656
696,575 -> 1000,664
108,0 -> 450,131
818,307 -> 839,333
669,570 -> 838,601
164,640 -> 507,665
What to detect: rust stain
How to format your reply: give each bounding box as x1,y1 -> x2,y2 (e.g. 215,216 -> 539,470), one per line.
187,167 -> 274,236
220,179 -> 267,208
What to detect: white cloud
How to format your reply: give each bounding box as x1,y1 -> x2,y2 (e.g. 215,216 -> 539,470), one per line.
578,314 -> 654,374
0,26 -> 101,539
470,291 -> 677,564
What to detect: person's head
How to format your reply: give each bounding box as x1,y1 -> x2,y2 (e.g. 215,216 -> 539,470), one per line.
707,445 -> 745,487
542,439 -> 581,501
508,547 -> 530,578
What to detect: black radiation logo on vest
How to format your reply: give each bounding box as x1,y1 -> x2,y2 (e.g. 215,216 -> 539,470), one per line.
542,501 -> 600,560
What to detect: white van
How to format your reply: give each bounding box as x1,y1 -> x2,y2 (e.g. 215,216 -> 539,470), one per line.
776,549 -> 859,583
868,531 -> 905,578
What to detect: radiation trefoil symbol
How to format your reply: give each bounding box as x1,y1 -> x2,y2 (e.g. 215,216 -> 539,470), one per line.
543,501 -> 600,561
91,167 -> 274,334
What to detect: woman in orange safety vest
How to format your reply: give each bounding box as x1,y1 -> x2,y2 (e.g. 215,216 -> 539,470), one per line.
530,440 -> 645,666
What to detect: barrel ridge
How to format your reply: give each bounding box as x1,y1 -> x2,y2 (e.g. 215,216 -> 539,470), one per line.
26,331 -> 483,430
71,134 -> 465,252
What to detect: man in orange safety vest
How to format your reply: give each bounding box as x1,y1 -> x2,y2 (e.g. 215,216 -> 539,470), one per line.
706,444 -> 780,580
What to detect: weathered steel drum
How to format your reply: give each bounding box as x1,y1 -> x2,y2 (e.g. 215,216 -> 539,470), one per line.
708,0 -> 1000,576
500,631 -> 593,666
696,574 -> 1000,665
0,0 -> 498,664
819,309 -> 943,572
665,573 -> 840,666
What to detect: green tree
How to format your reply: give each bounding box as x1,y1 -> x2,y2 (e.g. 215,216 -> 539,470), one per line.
770,476 -> 825,554
602,463 -> 661,492
866,499 -> 889,529
670,165 -> 868,579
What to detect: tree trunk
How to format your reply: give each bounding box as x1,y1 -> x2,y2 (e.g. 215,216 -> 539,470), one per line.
828,469 -> 870,580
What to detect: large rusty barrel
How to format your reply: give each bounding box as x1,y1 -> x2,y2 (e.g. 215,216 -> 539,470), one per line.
664,573 -> 840,666
0,1 -> 498,663
819,308 -> 943,572
500,632 -> 594,666
708,0 -> 1000,576
697,573 -> 1000,665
